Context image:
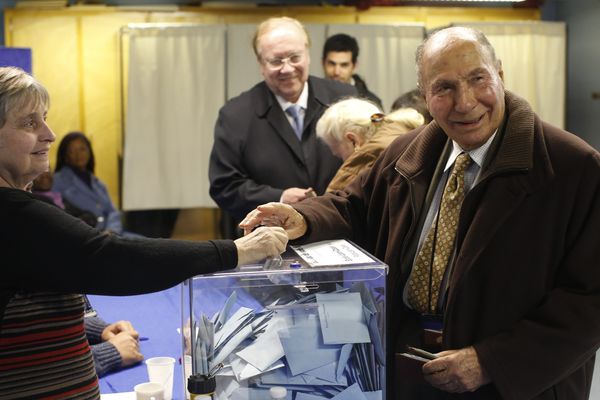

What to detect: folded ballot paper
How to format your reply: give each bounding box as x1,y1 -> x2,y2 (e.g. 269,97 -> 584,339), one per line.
191,278 -> 385,400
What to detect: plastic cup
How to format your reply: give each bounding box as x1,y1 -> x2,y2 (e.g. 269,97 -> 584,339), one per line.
134,382 -> 164,400
146,357 -> 176,400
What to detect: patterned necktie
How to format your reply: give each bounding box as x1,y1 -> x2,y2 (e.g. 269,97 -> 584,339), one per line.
286,104 -> 304,140
407,152 -> 473,314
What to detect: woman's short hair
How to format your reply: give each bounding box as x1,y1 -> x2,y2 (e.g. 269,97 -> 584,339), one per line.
55,131 -> 96,173
0,66 -> 49,128
316,98 -> 382,145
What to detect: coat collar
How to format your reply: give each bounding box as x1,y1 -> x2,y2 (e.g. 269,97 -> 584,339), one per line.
394,90 -> 553,191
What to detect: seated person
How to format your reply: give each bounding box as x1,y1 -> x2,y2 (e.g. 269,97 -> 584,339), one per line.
32,170 -> 97,227
52,131 -> 132,235
316,98 -> 424,192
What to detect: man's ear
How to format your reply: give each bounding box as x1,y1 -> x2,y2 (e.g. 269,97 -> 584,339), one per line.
497,59 -> 504,82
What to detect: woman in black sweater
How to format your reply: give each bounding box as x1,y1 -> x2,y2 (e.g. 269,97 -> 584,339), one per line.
0,66 -> 287,399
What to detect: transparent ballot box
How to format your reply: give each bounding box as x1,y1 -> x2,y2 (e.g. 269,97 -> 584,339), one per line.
181,239 -> 388,400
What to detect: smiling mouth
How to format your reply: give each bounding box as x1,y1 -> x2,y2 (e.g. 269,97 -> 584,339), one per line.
454,114 -> 484,126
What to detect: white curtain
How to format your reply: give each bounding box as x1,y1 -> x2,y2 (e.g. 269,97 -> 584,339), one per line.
327,24 -> 426,112
454,22 -> 566,128
123,24 -> 225,210
226,24 -> 262,100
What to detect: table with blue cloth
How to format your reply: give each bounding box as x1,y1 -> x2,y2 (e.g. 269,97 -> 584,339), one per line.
89,285 -> 186,399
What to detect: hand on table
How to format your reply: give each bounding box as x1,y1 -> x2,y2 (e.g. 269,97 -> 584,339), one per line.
423,346 -> 491,393
101,320 -> 139,341
108,331 -> 144,367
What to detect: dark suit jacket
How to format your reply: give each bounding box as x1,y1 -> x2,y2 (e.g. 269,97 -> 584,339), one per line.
294,91 -> 600,399
209,76 -> 356,221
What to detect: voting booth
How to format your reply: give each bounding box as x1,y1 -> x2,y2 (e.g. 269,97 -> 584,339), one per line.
181,240 -> 388,400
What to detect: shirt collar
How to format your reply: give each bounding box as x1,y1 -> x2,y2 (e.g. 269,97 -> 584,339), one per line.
275,81 -> 308,112
444,130 -> 498,172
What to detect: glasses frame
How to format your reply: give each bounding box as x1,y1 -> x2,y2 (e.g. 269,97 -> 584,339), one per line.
262,53 -> 304,70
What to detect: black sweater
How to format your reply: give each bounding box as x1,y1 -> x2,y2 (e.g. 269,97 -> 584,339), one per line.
0,187 -> 237,399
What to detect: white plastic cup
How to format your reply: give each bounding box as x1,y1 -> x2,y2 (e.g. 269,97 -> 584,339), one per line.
146,357 -> 176,400
134,382 -> 165,400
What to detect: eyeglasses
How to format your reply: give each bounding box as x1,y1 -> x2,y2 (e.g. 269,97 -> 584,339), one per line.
263,53 -> 304,69
370,113 -> 385,124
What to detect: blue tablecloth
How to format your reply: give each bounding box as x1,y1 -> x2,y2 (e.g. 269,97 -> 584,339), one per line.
89,285 -> 185,400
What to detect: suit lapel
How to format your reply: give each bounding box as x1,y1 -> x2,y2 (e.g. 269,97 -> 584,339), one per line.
255,83 -> 305,163
394,122 -> 450,279
304,77 -> 327,131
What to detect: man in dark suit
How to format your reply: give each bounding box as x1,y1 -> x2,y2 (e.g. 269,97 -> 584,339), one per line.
240,27 -> 600,399
209,17 -> 356,229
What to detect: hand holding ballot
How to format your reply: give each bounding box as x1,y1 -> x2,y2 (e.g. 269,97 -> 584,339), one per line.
422,346 -> 490,393
234,226 -> 289,265
240,202 -> 308,239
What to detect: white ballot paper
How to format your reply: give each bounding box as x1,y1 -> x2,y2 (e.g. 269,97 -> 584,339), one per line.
291,240 -> 374,267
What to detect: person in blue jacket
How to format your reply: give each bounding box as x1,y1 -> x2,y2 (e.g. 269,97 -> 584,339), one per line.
53,131 -> 129,235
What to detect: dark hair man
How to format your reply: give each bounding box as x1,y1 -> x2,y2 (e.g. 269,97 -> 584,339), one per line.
322,33 -> 382,109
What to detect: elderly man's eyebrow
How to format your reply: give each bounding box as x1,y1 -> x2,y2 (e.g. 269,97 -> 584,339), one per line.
468,67 -> 491,76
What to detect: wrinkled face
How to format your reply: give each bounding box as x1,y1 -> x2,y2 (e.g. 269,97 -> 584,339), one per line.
0,103 -> 55,189
257,25 -> 310,103
421,38 -> 505,151
65,137 -> 91,171
322,51 -> 355,84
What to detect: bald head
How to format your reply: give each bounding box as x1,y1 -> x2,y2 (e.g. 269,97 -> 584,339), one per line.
416,27 -> 500,93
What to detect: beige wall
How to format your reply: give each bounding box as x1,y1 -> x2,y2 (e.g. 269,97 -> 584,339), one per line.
3,5 -> 539,239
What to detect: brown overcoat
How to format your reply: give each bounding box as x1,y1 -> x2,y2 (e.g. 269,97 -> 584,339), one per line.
293,91 -> 600,399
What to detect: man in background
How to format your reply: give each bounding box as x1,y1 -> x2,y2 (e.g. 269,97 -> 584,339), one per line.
322,33 -> 382,109
209,17 -> 355,237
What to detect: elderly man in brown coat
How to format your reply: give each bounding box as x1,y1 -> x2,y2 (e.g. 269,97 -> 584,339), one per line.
240,27 -> 600,399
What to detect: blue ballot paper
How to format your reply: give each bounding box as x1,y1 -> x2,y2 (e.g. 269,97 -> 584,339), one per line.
316,292 -> 371,344
280,324 -> 340,376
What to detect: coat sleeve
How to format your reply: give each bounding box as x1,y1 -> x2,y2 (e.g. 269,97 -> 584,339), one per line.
2,193 -> 238,296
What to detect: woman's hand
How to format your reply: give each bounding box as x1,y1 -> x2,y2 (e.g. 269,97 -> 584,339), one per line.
234,226 -> 288,266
